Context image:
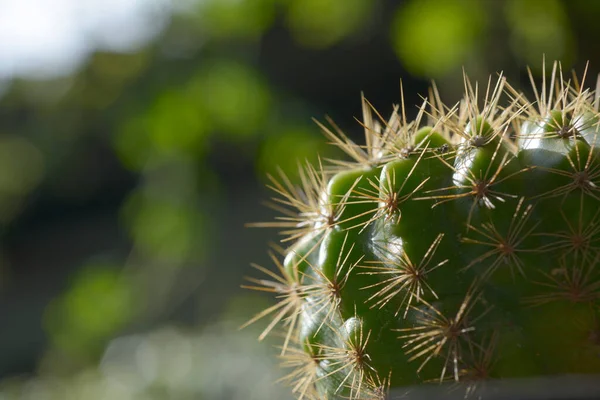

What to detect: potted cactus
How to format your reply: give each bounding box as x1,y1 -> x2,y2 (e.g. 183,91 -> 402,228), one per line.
243,62 -> 600,399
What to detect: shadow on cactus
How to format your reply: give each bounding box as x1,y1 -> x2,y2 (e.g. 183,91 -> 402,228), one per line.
243,62 -> 600,399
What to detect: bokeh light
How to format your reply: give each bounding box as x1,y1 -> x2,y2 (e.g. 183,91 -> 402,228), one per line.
114,89 -> 210,171
44,264 -> 133,358
191,60 -> 272,140
192,0 -> 278,39
391,0 -> 485,77
256,126 -> 336,183
504,0 -> 575,71
285,0 -> 375,48
123,192 -> 208,265
0,135 -> 44,222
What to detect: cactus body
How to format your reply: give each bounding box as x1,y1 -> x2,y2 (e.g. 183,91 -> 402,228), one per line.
245,64 -> 600,399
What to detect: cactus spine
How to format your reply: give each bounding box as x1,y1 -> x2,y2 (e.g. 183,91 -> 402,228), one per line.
244,62 -> 600,399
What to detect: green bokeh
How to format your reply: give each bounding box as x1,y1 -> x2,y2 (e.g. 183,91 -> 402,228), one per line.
192,0 -> 279,39
191,60 -> 272,140
257,126 -> 337,183
115,59 -> 271,172
504,0 -> 575,71
286,0 -> 374,48
114,88 -> 211,171
391,0 -> 485,77
44,264 -> 133,357
0,135 -> 44,196
0,135 -> 45,223
122,188 -> 208,265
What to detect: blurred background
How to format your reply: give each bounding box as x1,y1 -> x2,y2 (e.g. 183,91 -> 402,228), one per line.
0,0 -> 599,398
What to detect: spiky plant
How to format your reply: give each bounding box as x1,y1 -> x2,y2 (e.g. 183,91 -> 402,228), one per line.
244,62 -> 600,399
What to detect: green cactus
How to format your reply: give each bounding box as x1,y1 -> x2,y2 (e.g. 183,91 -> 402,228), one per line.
243,62 -> 600,399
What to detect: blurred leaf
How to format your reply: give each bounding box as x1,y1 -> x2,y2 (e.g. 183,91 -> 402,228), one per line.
115,59 -> 271,171
44,264 -> 133,357
256,126 -> 336,182
0,135 -> 44,196
286,0 -> 374,48
191,60 -> 272,140
114,115 -> 157,171
120,157 -> 214,266
147,90 -> 211,153
122,193 -> 208,264
391,0 -> 485,77
0,135 -> 45,223
192,0 -> 278,39
114,87 -> 211,171
89,52 -> 150,83
504,0 -> 575,71
74,52 -> 151,111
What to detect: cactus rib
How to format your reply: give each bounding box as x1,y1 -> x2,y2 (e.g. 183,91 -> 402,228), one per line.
244,61 -> 600,399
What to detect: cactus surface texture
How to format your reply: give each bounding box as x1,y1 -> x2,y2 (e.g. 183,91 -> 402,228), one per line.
244,63 -> 600,399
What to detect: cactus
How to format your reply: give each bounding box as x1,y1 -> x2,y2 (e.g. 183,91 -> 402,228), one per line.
243,62 -> 600,399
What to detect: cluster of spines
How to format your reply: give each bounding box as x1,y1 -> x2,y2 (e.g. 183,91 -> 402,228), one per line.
243,62 -> 600,400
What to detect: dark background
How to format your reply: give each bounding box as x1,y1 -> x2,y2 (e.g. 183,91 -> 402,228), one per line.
0,0 -> 599,398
